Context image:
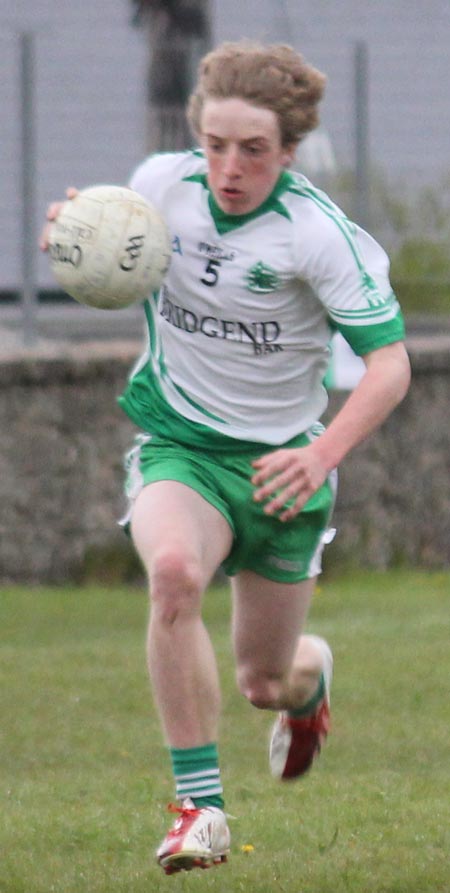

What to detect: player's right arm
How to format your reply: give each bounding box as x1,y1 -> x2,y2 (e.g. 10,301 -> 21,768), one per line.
252,340 -> 410,521
39,187 -> 78,251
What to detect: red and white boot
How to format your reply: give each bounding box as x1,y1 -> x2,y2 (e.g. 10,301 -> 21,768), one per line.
269,636 -> 333,780
156,798 -> 230,875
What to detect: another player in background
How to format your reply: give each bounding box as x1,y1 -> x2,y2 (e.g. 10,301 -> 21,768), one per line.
42,41 -> 410,875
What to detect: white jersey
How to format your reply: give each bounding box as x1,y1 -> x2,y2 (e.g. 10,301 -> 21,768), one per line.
119,150 -> 404,447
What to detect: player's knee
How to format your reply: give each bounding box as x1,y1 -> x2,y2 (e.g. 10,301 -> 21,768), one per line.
236,667 -> 282,710
149,549 -> 203,624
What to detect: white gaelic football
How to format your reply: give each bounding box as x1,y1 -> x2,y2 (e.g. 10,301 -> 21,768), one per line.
48,185 -> 171,309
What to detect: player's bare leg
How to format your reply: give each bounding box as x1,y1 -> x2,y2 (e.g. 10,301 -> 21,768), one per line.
131,481 -> 233,872
131,480 -> 232,746
231,570 -> 332,779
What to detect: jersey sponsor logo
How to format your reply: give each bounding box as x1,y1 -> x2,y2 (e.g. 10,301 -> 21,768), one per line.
198,242 -> 235,286
246,261 -> 281,293
160,288 -> 283,356
198,241 -> 236,262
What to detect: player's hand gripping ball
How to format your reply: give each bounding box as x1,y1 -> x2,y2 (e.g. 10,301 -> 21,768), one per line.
47,185 -> 171,309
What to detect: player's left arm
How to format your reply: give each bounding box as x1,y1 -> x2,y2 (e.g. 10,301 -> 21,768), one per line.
252,340 -> 411,521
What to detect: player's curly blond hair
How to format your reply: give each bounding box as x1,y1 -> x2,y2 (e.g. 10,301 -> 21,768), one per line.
187,41 -> 326,147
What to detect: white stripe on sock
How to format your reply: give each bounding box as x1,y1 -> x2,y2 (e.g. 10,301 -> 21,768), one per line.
176,769 -> 220,781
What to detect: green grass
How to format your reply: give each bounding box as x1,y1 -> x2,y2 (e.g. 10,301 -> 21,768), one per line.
1,570 -> 449,892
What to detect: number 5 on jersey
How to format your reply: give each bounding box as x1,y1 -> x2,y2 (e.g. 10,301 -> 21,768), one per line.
201,258 -> 221,286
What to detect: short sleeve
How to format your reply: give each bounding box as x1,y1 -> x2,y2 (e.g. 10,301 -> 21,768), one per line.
293,196 -> 405,355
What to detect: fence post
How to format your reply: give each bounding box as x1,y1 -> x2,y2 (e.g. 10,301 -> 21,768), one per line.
20,31 -> 38,347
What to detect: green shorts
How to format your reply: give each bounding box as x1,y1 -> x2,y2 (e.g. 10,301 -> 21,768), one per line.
121,432 -> 337,584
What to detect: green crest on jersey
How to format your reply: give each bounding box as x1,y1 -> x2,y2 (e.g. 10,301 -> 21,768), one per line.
246,261 -> 281,293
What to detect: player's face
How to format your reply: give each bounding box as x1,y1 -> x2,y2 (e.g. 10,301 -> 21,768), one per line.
200,98 -> 295,215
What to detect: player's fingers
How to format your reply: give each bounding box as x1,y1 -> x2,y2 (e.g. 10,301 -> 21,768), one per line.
46,201 -> 64,222
253,467 -> 294,502
46,188 -> 77,222
40,204 -> 64,251
39,221 -> 53,251
40,189 -> 78,250
278,498 -> 305,522
262,479 -> 310,518
251,451 -> 290,485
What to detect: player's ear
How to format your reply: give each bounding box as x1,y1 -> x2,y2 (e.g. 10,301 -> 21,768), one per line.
281,144 -> 297,168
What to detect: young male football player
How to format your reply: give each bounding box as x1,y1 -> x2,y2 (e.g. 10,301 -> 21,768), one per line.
42,40 -> 410,875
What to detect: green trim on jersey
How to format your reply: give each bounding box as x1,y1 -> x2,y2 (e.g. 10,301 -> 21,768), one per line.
143,297 -> 228,426
170,379 -> 227,424
285,171 -> 393,308
329,292 -> 398,322
183,170 -> 292,234
334,308 -> 405,355
118,363 -> 320,454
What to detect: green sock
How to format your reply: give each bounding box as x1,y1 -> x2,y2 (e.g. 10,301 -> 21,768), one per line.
289,673 -> 326,719
170,743 -> 224,809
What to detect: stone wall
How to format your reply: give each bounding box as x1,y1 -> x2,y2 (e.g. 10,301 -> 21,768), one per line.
1,337 -> 449,584
326,337 -> 450,570
0,342 -> 138,584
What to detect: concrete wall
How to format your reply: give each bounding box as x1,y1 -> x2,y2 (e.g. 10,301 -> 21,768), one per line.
1,337 -> 449,584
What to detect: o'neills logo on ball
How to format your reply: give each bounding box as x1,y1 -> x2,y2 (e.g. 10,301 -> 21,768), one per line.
49,242 -> 83,267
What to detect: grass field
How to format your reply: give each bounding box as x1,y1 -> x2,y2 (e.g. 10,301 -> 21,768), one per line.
1,569 -> 449,892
